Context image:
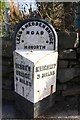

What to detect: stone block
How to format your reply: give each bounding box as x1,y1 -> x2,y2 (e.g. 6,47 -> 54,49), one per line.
57,84 -> 67,91
62,86 -> 80,96
77,48 -> 80,54
2,78 -> 13,90
2,90 -> 15,101
58,60 -> 68,68
59,49 -> 76,60
57,32 -> 77,50
68,60 -> 78,68
57,68 -> 80,83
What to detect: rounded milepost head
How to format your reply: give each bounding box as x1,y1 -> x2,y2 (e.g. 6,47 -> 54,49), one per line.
13,18 -> 58,51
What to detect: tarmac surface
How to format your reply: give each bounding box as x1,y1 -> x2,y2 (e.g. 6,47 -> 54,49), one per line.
2,95 -> 80,119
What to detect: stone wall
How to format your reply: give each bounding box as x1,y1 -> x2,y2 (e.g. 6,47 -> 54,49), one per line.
2,32 -> 80,101
57,32 -> 80,97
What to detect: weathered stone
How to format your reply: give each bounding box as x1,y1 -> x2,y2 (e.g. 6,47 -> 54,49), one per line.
59,49 -> 76,60
2,58 -> 12,66
2,90 -> 15,101
77,48 -> 80,54
58,60 -> 68,68
78,58 -> 80,63
57,68 -> 80,83
2,66 -> 13,76
68,60 -> 78,68
57,32 -> 77,50
57,84 -> 67,91
70,75 -> 80,83
62,86 -> 80,96
3,79 -> 13,86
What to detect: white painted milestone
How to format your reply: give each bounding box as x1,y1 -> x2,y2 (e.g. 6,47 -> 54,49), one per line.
13,50 -> 58,103
13,19 -> 58,104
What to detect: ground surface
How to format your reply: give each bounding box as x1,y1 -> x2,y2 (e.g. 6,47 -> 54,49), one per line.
2,95 -> 80,119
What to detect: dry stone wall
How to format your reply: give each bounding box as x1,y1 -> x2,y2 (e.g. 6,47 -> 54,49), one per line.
2,32 -> 80,101
57,32 -> 80,97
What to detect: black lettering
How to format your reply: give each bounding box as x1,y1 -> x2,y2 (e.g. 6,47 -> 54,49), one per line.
47,30 -> 51,34
36,31 -> 39,35
19,78 -> 31,86
20,78 -> 25,84
36,22 -> 38,26
21,27 -> 25,31
20,71 -> 24,77
31,31 -> 34,35
45,27 -> 49,31
16,42 -> 20,44
25,65 -> 29,71
18,71 -> 20,76
28,66 -> 31,72
22,40 -> 24,43
28,22 -> 31,26
36,67 -> 39,72
42,24 -> 46,28
39,22 -> 42,27
17,34 -> 21,38
36,45 -> 39,49
24,45 -> 45,50
16,70 -> 19,75
39,45 -> 42,49
32,22 -> 35,26
37,74 -> 40,79
50,38 -> 53,42
49,41 -> 53,44
16,70 -> 25,78
40,31 -> 44,35
15,63 -> 17,68
42,46 -> 45,49
25,73 -> 30,79
28,46 -> 31,49
16,77 -> 18,81
25,24 -> 28,28
34,46 -> 36,49
24,46 -> 27,49
28,82 -> 31,86
46,41 -> 49,43
26,31 -> 29,34
20,64 -> 22,69
26,81 -> 28,85
22,65 -> 24,70
19,31 -> 22,34
49,33 -> 53,38
42,71 -> 55,78
17,38 -> 20,41
31,46 -> 33,49
36,64 -> 56,72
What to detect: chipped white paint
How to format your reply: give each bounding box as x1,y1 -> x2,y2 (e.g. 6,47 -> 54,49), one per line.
13,50 -> 58,103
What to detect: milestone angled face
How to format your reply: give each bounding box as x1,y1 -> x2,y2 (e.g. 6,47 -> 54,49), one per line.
15,19 -> 57,50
